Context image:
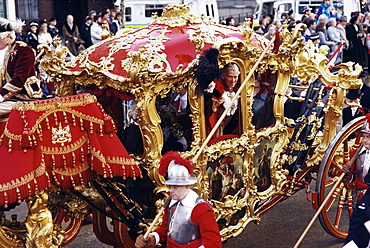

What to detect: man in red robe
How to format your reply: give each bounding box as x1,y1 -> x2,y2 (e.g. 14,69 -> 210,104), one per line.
207,63 -> 240,138
135,151 -> 222,248
0,18 -> 41,116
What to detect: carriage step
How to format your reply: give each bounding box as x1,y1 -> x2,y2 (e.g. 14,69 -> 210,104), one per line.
311,192 -> 319,210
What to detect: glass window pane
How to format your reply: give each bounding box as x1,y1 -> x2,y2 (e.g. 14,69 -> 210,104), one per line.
16,0 -> 38,19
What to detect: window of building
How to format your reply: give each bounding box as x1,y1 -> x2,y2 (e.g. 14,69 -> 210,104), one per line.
0,0 -> 5,17
125,7 -> 131,22
145,4 -> 166,18
16,0 -> 38,19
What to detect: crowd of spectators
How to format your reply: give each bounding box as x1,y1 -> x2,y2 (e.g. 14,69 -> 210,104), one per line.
223,0 -> 370,71
18,7 -> 124,57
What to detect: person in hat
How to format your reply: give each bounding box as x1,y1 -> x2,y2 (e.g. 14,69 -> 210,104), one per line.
342,113 -> 370,247
287,9 -> 295,23
47,17 -> 59,39
337,16 -> 349,50
135,151 -> 222,248
0,18 -> 41,116
26,21 -> 39,51
342,87 -> 369,127
301,6 -> 312,21
80,16 -> 93,48
39,19 -> 47,28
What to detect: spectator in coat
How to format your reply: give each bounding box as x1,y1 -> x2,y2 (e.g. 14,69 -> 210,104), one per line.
287,9 -> 295,23
337,16 -> 349,50
316,22 -> 336,56
304,20 -> 317,39
327,17 -> 343,54
26,21 -> 38,51
90,16 -> 102,45
115,13 -> 124,30
62,14 -> 84,56
38,26 -> 53,46
301,6 -> 312,21
344,15 -> 366,66
80,16 -> 92,48
47,17 -> 59,39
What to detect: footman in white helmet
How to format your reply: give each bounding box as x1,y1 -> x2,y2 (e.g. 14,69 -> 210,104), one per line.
135,151 -> 222,248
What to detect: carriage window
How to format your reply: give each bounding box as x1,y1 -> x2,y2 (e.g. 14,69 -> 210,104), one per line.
157,89 -> 193,154
121,100 -> 144,156
252,71 -> 276,130
204,63 -> 242,140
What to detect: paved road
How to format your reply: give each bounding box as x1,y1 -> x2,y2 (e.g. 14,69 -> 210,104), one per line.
7,188 -> 345,248
64,189 -> 344,248
222,189 -> 344,248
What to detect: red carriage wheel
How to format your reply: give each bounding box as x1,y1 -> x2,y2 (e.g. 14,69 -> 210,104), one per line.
316,116 -> 365,239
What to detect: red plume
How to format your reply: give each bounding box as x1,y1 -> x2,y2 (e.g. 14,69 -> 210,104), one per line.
159,151 -> 195,177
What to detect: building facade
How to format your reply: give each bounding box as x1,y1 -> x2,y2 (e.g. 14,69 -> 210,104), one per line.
4,0 -> 115,30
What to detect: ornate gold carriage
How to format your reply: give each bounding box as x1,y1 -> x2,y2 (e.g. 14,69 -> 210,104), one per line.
0,3 -> 364,247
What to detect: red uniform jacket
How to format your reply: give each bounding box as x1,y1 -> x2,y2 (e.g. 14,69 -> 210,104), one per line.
0,41 -> 36,101
154,201 -> 222,248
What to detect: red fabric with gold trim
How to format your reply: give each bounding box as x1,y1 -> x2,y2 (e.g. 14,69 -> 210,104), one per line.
0,93 -> 141,206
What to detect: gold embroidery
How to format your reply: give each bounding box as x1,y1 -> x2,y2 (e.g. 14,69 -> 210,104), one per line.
51,123 -> 72,146
106,156 -> 137,166
90,147 -> 106,164
0,163 -> 45,192
4,96 -> 106,142
13,94 -> 97,112
42,134 -> 87,155
53,161 -> 90,176
3,83 -> 22,92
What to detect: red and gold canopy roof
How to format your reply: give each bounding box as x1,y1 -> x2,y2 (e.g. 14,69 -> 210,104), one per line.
53,4 -> 269,90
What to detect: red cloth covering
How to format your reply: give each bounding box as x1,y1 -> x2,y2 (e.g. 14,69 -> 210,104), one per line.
0,93 -> 141,206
